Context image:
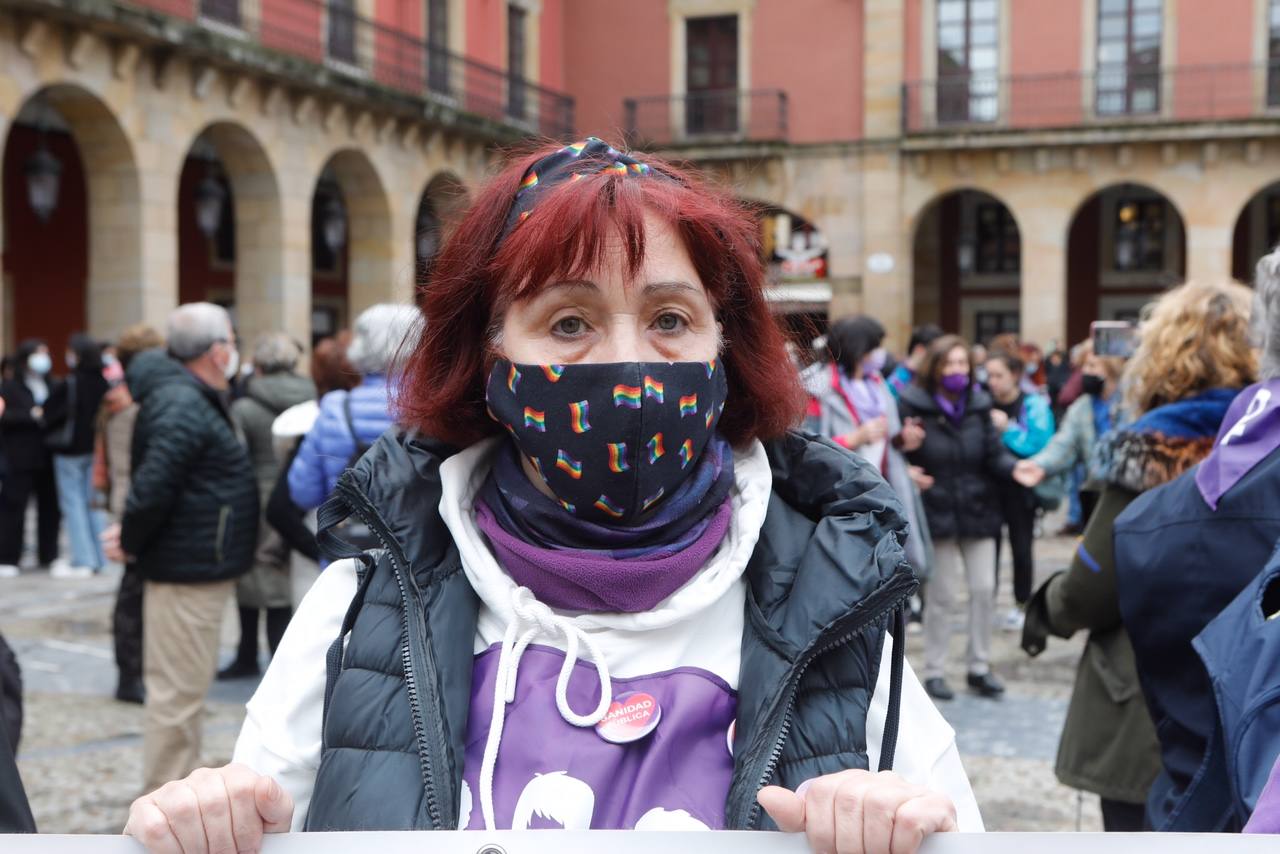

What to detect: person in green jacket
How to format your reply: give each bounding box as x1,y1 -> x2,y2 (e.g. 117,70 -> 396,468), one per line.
1016,281 -> 1258,832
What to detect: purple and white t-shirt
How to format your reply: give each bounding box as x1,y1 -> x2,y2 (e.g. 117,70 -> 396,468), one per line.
459,644 -> 736,830
231,437 -> 985,833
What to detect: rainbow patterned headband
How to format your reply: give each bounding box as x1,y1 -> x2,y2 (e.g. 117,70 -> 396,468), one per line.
498,137 -> 670,243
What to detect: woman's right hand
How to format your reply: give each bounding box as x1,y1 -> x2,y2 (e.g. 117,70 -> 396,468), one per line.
125,764 -> 293,854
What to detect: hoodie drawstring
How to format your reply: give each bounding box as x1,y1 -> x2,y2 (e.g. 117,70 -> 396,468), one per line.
478,586 -> 613,830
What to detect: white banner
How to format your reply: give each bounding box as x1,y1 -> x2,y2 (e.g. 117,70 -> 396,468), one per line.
1,832 -> 1277,853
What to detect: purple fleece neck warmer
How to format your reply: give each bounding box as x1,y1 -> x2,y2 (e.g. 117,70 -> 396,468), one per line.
475,497 -> 732,612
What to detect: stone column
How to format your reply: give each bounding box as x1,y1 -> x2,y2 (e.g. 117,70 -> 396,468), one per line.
1018,213 -> 1068,347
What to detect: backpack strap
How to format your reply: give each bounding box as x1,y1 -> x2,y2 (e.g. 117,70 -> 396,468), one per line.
342,392 -> 374,459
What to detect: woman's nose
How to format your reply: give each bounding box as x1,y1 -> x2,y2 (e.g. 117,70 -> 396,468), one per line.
595,319 -> 651,363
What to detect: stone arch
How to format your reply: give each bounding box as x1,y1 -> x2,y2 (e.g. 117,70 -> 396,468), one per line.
414,170 -> 469,291
910,187 -> 1023,343
1064,182 -> 1187,344
1231,179 -> 1280,284
1,83 -> 143,351
312,147 -> 395,334
178,120 -> 289,348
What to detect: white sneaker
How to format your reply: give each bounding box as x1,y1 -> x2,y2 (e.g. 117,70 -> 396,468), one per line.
1002,607 -> 1026,633
0,564 -> 19,578
50,562 -> 94,579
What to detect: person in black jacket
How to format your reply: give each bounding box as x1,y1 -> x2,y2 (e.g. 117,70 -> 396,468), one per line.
123,139 -> 975,853
0,339 -> 60,575
102,302 -> 258,793
899,334 -> 1017,701
43,333 -> 111,577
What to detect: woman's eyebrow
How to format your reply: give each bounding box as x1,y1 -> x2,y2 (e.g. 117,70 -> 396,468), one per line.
642,280 -> 699,297
544,279 -> 600,294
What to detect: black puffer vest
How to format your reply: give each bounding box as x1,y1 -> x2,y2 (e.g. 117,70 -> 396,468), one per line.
305,430 -> 917,831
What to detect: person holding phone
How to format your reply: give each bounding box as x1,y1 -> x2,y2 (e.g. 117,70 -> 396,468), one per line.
1019,281 -> 1256,832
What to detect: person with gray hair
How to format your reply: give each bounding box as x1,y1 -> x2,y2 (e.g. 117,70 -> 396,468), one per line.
101,301 -> 259,791
288,303 -> 421,517
220,333 -> 317,680
1109,257 -> 1280,832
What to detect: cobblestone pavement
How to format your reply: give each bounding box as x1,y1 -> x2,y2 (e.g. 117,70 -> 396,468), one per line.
3,519 -> 1098,834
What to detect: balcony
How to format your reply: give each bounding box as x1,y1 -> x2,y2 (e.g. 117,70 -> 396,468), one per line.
623,90 -> 788,149
903,63 -> 1280,137
88,0 -> 576,138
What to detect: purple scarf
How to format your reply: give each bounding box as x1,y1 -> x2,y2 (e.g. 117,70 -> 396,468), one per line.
934,391 -> 967,425
1195,379 -> 1280,510
840,371 -> 886,422
475,435 -> 735,612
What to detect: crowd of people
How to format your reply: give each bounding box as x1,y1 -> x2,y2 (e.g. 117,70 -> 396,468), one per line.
803,272 -> 1280,835
0,300 -> 415,803
0,135 -> 1277,849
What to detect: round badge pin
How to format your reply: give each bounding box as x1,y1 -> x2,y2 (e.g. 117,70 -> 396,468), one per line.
726,719 -> 736,757
595,691 -> 662,744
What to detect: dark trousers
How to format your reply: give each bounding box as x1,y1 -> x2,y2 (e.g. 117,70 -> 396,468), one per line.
231,606 -> 292,668
0,465 -> 60,566
995,481 -> 1037,606
113,566 -> 144,684
1100,797 -> 1146,832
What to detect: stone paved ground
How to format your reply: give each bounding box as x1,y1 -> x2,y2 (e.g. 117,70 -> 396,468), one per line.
3,516 -> 1098,834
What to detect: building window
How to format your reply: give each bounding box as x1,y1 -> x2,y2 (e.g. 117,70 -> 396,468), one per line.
1113,198 -> 1167,272
427,0 -> 450,94
1269,0 -> 1280,107
975,311 -> 1020,343
1096,0 -> 1162,116
507,4 -> 528,120
974,203 -> 1019,274
685,15 -> 739,135
200,0 -> 240,26
936,0 -> 999,124
328,0 -> 357,64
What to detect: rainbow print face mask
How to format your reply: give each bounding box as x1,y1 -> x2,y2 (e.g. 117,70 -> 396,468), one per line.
484,359 -> 729,525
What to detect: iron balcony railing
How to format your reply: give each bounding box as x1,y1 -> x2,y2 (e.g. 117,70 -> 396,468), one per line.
623,90 -> 788,148
123,0 -> 575,138
903,62 -> 1280,134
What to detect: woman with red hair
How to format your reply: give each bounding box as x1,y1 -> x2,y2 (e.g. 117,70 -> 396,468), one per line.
126,139 -> 979,852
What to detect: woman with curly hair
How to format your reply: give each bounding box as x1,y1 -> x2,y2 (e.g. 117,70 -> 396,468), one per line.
1018,280 -> 1257,832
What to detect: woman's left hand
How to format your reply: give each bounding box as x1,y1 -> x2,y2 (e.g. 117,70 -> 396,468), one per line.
758,770 -> 958,854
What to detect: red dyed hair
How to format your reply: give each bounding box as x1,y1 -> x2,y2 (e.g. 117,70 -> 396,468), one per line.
398,139 -> 807,448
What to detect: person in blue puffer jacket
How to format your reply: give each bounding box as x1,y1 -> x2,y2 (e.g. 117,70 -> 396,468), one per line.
288,304 -> 421,512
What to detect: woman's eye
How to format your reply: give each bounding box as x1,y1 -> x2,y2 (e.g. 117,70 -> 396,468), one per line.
553,316 -> 585,336
654,313 -> 686,333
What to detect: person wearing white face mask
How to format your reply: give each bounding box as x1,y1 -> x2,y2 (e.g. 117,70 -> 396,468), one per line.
42,333 -> 112,579
0,339 -> 62,576
100,302 -> 259,792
